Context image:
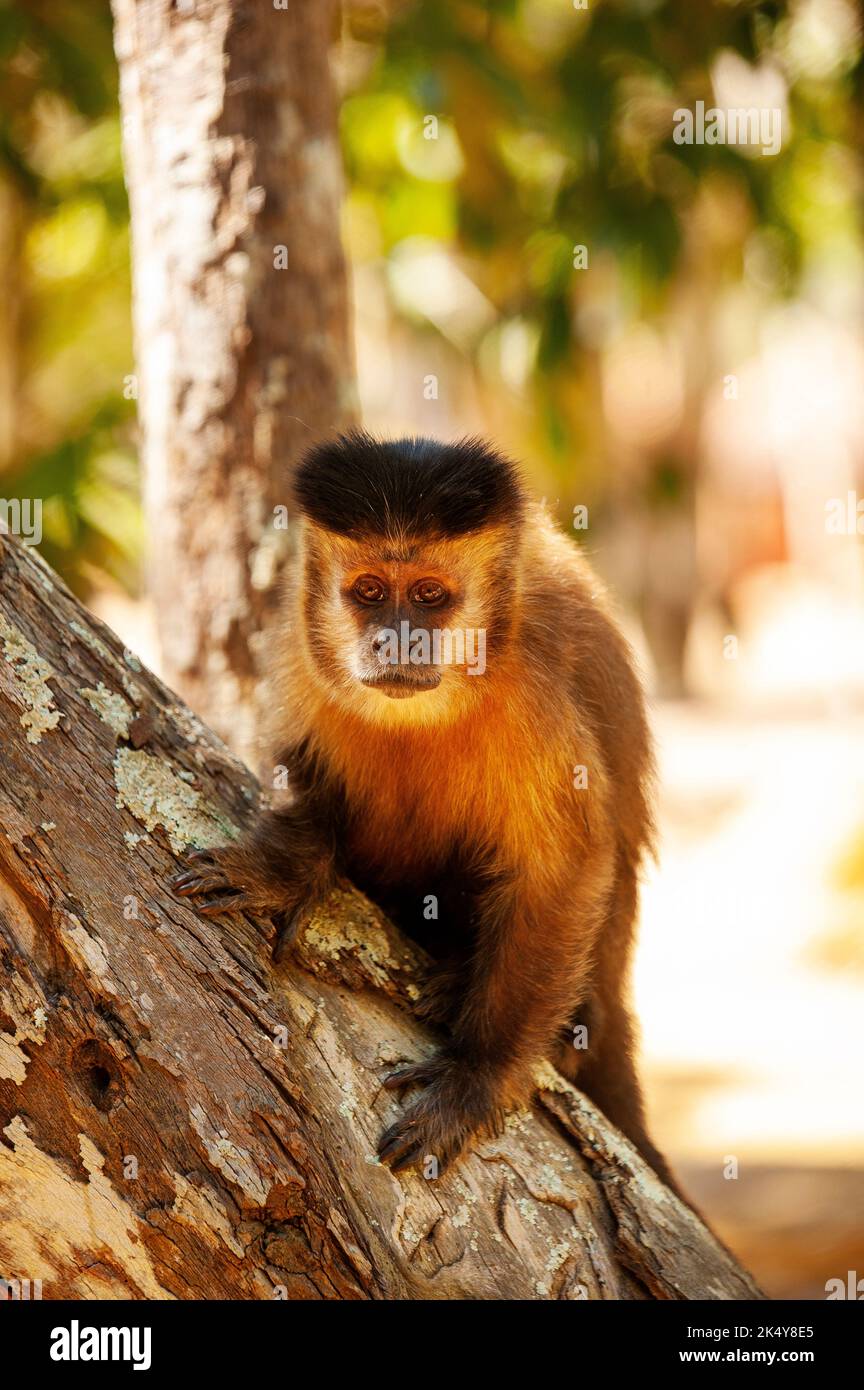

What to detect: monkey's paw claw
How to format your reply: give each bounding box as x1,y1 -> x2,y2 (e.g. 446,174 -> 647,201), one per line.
377,1114 -> 432,1174
170,848 -> 252,917
377,1055 -> 504,1175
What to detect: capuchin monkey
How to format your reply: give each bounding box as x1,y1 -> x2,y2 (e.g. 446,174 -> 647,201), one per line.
172,431 -> 676,1188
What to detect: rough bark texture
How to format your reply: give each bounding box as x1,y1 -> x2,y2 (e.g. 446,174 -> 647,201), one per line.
0,535 -> 763,1300
111,0 -> 355,766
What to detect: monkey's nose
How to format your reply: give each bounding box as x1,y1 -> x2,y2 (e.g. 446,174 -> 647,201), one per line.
371,632 -> 387,654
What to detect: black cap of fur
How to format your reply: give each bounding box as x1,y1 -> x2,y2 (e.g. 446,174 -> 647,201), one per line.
293,432 -> 524,538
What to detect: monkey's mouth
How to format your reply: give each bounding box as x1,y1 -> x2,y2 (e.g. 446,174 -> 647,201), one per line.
360,670 -> 441,699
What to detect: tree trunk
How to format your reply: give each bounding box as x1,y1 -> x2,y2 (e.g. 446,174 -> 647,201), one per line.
111,0 -> 355,767
0,534 -> 762,1301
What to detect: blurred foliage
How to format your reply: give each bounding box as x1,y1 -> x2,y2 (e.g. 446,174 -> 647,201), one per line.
0,0 -> 862,594
0,0 -> 137,594
340,0 -> 863,506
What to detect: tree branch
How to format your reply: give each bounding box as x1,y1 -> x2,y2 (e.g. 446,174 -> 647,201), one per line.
0,535 -> 761,1300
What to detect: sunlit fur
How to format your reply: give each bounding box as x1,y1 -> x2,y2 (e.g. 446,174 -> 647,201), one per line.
178,435 -> 678,1189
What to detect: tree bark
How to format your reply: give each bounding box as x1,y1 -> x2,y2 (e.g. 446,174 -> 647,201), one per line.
111,0 -> 355,766
0,534 -> 762,1301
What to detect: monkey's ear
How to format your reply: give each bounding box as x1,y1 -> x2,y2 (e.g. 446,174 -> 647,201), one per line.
292,432 -> 525,539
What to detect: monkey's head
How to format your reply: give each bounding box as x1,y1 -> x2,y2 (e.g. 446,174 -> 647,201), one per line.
292,432 -> 526,726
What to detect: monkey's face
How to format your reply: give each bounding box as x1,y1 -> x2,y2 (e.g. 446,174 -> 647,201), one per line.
300,523 -> 517,725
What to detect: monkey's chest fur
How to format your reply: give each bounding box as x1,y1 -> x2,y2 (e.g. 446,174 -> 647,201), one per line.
322,712 -> 584,958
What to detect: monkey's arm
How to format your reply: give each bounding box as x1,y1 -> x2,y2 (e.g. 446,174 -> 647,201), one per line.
172,798 -> 337,958
378,852 -> 613,1171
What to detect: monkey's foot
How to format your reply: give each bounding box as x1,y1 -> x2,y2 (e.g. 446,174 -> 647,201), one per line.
377,1052 -> 505,1174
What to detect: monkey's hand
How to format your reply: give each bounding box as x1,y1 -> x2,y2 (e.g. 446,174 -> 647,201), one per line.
170,837 -> 328,960
377,1051 -> 505,1174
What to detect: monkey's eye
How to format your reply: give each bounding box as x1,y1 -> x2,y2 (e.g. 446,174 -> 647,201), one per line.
410,579 -> 447,607
352,574 -> 387,605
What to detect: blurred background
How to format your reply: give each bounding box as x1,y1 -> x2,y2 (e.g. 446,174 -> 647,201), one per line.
1,0 -> 862,1297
